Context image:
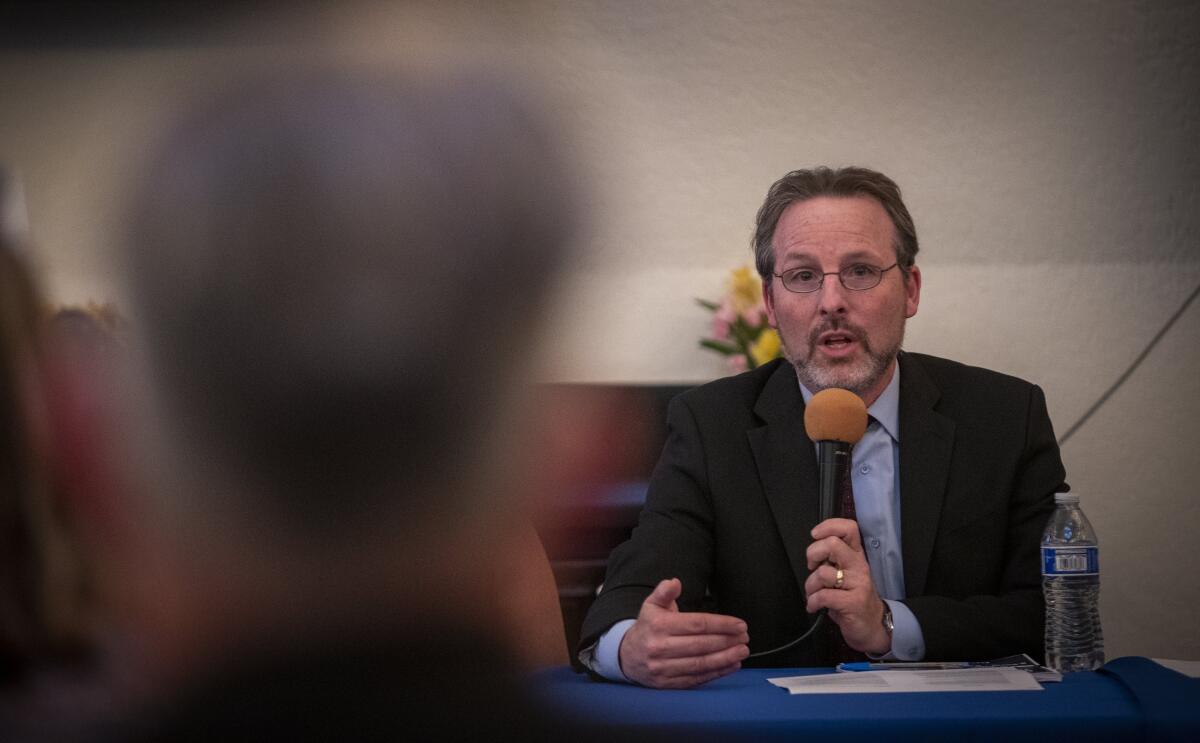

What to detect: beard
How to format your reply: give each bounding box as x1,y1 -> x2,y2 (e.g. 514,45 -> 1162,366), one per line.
781,317 -> 903,397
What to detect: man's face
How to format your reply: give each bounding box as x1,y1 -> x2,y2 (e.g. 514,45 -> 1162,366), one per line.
763,195 -> 920,406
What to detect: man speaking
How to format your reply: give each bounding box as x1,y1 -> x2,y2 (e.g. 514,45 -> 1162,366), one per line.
579,166 -> 1067,688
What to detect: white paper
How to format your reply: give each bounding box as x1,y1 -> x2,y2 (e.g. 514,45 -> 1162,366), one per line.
767,668 -> 1044,694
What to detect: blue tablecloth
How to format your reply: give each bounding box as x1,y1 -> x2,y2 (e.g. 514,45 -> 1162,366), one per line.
530,657 -> 1199,741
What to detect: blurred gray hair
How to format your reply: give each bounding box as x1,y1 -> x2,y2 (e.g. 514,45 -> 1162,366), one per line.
123,64 -> 576,533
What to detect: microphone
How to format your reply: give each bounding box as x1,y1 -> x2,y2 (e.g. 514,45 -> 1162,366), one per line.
804,388 -> 868,523
746,387 -> 868,660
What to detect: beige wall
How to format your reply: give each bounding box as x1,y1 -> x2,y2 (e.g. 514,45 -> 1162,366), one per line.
2,1 -> 1197,660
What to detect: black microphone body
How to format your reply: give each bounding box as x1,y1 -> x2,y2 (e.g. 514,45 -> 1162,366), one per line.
816,439 -> 851,523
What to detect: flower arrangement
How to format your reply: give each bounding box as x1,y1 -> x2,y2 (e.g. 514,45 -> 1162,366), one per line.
697,266 -> 782,373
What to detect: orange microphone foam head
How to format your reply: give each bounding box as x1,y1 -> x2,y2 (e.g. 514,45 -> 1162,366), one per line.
804,388 -> 868,444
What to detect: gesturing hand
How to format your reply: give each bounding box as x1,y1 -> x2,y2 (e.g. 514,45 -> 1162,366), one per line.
618,578 -> 750,689
804,518 -> 891,655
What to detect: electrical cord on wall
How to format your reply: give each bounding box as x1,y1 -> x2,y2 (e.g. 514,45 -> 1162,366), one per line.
1057,279 -> 1200,447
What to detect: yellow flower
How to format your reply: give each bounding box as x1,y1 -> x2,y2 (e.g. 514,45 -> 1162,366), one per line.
727,266 -> 762,314
749,327 -> 781,367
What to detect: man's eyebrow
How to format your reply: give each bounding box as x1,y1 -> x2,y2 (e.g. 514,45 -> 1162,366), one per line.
777,249 -> 879,267
837,250 -> 881,264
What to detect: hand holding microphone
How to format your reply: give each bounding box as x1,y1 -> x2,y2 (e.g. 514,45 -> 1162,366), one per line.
802,388 -> 890,655
749,387 -> 877,658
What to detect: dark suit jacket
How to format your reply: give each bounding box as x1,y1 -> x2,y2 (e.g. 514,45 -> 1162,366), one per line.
580,353 -> 1067,666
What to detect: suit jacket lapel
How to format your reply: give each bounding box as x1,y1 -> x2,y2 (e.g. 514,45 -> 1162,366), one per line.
898,353 -> 956,597
747,362 -> 820,593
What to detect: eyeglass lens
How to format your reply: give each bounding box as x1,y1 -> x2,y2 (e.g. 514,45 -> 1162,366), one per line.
783,264 -> 886,292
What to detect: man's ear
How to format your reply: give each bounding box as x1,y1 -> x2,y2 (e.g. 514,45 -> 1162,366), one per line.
904,264 -> 921,319
763,280 -> 778,328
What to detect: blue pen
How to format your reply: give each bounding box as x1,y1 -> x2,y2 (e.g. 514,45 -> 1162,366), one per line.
837,661 -> 974,672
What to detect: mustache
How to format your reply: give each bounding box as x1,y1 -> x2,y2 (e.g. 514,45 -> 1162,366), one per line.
807,319 -> 868,348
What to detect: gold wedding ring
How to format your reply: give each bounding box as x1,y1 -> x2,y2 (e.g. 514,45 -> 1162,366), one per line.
834,567 -> 845,589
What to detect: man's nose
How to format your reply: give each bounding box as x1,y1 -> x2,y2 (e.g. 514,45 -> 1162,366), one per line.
817,274 -> 848,316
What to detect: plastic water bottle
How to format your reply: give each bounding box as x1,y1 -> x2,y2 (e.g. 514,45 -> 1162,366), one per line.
1042,493 -> 1104,672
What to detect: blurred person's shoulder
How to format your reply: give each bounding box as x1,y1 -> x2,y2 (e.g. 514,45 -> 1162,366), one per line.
94,630 -> 639,743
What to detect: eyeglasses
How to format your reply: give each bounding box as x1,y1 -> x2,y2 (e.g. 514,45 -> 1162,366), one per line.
773,262 -> 900,293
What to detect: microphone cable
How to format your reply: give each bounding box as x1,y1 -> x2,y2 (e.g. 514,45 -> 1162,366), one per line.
746,610 -> 826,659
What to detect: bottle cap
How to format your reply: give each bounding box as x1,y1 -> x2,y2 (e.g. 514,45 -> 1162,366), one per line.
1054,492 -> 1079,504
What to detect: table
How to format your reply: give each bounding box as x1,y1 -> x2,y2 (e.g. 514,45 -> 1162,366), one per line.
530,657 -> 1199,741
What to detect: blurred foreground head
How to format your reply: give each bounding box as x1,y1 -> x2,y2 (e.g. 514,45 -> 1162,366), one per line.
125,63 -> 572,529
114,62 -> 577,656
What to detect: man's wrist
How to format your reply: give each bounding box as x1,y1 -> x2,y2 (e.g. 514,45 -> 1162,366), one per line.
588,618 -> 636,682
866,599 -> 893,655
880,599 -> 925,660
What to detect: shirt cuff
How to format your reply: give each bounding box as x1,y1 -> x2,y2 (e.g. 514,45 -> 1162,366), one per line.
883,599 -> 925,660
579,618 -> 637,682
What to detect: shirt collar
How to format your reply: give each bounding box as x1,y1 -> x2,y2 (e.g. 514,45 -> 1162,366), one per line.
798,363 -> 901,443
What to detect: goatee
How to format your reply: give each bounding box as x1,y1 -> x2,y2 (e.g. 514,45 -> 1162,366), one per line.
783,318 -> 901,397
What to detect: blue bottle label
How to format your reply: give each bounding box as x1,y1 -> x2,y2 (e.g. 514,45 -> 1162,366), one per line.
1042,546 -> 1099,576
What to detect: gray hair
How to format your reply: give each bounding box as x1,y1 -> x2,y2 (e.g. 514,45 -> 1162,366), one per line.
123,64 -> 575,534
752,166 -> 919,279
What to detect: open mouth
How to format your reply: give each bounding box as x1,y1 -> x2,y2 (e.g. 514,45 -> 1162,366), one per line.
819,332 -> 856,349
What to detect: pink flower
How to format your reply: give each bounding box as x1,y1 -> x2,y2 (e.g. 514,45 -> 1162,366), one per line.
712,300 -> 737,341
711,315 -> 731,340
728,354 -> 748,373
